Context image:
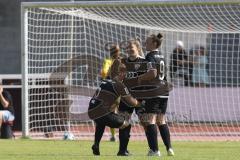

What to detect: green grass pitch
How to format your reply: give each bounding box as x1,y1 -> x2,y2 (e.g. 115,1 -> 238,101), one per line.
0,139 -> 240,160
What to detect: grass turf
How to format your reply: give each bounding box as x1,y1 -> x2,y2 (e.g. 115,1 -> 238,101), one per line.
0,139 -> 240,160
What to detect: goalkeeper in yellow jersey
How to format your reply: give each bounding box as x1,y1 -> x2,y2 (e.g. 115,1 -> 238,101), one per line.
100,43 -> 121,142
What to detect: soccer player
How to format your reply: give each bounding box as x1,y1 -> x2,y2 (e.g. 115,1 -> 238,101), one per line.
116,38 -> 146,156
100,44 -> 121,142
89,63 -> 143,156
137,33 -> 174,156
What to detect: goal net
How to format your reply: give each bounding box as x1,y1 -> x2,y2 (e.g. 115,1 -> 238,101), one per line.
21,0 -> 240,141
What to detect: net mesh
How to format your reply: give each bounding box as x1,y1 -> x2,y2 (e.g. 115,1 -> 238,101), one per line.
23,1 -> 240,140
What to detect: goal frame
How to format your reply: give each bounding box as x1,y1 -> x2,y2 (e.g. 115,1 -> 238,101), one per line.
21,0 -> 240,138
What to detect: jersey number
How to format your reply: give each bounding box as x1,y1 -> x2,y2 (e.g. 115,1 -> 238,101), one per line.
159,60 -> 165,80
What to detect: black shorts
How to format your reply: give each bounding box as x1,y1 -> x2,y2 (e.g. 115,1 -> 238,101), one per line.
118,101 -> 134,113
94,112 -> 125,128
144,98 -> 168,114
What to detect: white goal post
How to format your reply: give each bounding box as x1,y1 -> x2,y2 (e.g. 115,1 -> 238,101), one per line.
21,0 -> 240,140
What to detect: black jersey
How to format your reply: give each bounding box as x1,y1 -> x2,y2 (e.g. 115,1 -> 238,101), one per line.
88,79 -> 130,119
120,51 -> 172,99
0,91 -> 14,115
121,56 -> 148,79
144,51 -> 170,114
145,50 -> 168,81
119,57 -> 147,112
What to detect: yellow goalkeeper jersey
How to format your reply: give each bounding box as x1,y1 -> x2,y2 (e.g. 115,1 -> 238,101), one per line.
101,58 -> 113,79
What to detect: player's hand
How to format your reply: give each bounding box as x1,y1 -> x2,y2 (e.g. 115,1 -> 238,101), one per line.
135,100 -> 145,108
136,107 -> 145,116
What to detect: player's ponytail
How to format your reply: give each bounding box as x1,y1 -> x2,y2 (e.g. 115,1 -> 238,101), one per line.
105,42 -> 120,59
151,33 -> 163,48
157,33 -> 163,40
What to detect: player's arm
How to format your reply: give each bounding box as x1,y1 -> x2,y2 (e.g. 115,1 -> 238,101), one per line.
121,95 -> 141,107
114,80 -> 142,107
137,68 -> 157,82
137,59 -> 157,83
0,86 -> 11,108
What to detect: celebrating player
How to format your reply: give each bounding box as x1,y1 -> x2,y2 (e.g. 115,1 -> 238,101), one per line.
137,33 -> 174,156
89,63 -> 144,156
116,38 -> 147,156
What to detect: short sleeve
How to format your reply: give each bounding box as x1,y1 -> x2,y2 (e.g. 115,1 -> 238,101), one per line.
146,55 -> 157,69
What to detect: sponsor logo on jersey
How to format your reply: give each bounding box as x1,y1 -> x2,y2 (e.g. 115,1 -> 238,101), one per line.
134,63 -> 141,70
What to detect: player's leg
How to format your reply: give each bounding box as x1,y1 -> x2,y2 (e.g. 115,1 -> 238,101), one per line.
109,99 -> 120,142
91,111 -> 126,156
156,98 -> 174,156
140,98 -> 161,156
139,112 -> 160,156
92,122 -> 105,155
105,111 -> 132,155
110,128 -> 116,141
118,111 -> 132,156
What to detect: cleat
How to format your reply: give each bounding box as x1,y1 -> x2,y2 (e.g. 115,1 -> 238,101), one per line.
91,144 -> 100,155
167,148 -> 175,156
117,150 -> 131,156
147,149 -> 161,156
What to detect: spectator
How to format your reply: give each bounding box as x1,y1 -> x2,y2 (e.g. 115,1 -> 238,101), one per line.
192,46 -> 209,87
170,41 -> 190,86
0,85 -> 14,138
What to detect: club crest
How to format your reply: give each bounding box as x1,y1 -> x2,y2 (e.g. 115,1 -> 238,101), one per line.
134,63 -> 141,70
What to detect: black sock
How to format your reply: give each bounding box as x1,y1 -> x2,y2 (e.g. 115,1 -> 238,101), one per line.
94,124 -> 105,146
119,125 -> 131,152
159,124 -> 172,150
146,124 -> 159,152
143,126 -> 150,150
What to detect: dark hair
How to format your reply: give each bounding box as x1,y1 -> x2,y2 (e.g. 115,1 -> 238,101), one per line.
109,45 -> 120,57
104,43 -> 120,59
151,33 -> 163,48
110,61 -> 126,79
118,63 -> 127,73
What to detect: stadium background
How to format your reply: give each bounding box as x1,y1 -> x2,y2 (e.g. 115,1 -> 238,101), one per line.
0,0 -> 240,136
